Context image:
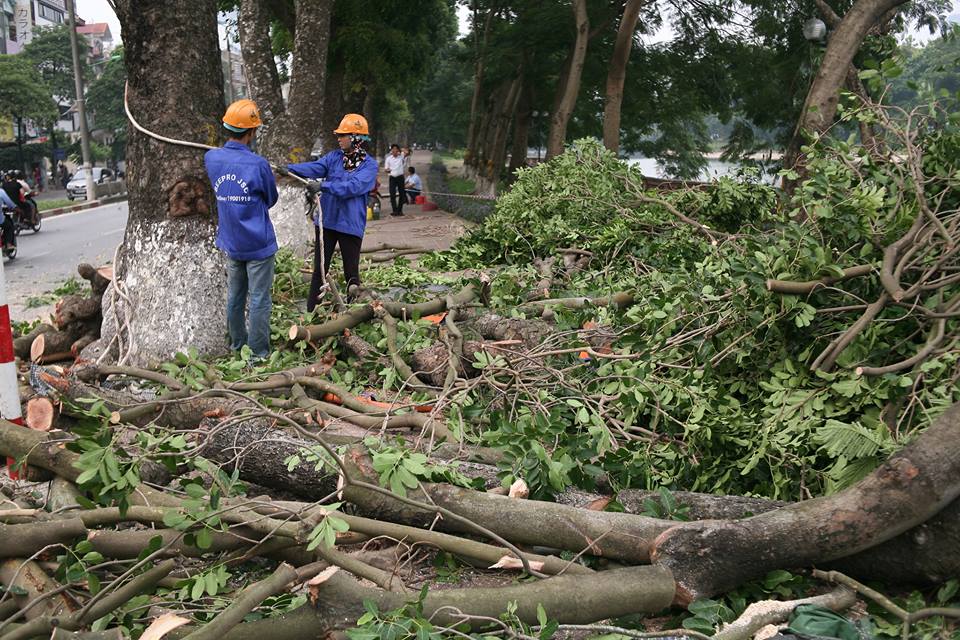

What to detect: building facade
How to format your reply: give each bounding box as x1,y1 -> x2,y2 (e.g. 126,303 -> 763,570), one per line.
1,0 -> 65,53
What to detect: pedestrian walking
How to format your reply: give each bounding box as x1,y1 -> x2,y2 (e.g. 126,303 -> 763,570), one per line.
384,143 -> 407,216
203,99 -> 279,360
280,113 -> 379,310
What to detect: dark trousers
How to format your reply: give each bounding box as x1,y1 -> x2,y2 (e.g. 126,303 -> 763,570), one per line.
308,226 -> 363,311
388,175 -> 407,213
1,213 -> 14,248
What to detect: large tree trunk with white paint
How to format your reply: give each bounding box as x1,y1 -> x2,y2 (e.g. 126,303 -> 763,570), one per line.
94,0 -> 228,366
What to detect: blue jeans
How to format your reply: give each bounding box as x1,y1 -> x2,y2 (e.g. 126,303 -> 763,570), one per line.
226,254 -> 275,359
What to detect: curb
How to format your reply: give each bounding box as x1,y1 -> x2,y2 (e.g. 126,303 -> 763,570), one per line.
40,194 -> 129,219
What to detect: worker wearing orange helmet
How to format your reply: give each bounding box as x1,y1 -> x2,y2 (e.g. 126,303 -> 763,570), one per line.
204,99 -> 279,359
279,113 -> 378,310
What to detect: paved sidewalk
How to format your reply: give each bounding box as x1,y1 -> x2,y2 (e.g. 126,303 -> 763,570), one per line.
364,149 -> 471,253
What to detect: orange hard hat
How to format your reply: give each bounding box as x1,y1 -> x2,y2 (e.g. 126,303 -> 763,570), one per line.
222,99 -> 262,131
334,113 -> 369,135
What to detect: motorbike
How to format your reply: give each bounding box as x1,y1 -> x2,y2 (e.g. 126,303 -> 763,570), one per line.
1,206 -> 18,259
13,188 -> 41,235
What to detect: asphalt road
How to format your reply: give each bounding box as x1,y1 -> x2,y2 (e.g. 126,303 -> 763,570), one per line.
5,201 -> 129,321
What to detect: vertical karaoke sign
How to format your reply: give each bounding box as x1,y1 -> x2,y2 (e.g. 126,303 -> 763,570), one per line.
15,0 -> 33,46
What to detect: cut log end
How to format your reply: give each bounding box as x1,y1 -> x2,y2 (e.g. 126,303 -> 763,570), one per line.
288,325 -> 300,341
25,397 -> 55,431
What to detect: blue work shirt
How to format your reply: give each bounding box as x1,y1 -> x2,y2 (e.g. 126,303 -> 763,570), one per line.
204,140 -> 279,261
288,151 -> 379,238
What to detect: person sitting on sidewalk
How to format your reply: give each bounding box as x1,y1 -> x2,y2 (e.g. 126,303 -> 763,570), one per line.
404,166 -> 422,204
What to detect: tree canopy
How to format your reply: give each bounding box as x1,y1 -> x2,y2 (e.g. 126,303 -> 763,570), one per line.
0,54 -> 58,124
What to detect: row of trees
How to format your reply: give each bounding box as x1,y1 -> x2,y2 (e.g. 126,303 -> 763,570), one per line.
403,0 -> 955,192
98,0 -> 957,364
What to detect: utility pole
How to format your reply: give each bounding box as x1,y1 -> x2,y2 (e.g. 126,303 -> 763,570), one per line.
224,25 -> 234,103
66,0 -> 96,201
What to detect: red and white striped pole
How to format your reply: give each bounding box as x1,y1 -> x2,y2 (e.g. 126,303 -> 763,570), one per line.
0,256 -> 24,478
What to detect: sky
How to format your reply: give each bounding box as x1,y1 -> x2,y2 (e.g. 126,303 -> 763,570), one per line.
78,0 -> 960,47
75,0 -> 121,40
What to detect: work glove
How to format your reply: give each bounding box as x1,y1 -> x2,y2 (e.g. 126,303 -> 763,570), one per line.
306,180 -> 323,195
275,166 -> 290,176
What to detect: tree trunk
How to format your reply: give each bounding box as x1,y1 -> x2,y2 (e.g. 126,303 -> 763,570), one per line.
464,5 -> 496,172
237,0 -> 284,145
603,0 -> 645,154
238,0 -> 332,164
546,0 -> 589,159
507,83 -> 532,176
783,0 -> 908,183
476,75 -> 522,197
106,0 -> 227,366
651,401 -> 960,604
321,64 -> 345,154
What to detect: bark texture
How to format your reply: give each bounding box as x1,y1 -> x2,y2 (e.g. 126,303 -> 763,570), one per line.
546,0 -> 589,159
107,0 -> 228,366
238,0 -> 332,164
603,0 -> 645,154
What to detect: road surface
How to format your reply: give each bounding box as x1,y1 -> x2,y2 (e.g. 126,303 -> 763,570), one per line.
4,201 -> 129,322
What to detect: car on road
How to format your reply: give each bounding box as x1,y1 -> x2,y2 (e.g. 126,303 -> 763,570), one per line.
66,167 -> 115,200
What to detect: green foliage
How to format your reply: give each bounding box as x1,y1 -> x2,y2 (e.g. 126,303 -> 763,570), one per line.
419,134 -> 960,501
639,488 -> 691,521
347,589 -> 559,640
21,26 -> 87,101
305,503 -> 350,551
0,55 -> 58,123
367,437 -> 484,498
24,276 -> 84,308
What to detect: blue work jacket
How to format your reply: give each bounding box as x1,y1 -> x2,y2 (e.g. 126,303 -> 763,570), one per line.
205,140 -> 279,261
288,151 -> 379,238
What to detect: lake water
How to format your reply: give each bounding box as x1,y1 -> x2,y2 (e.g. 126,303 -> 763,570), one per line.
627,156 -> 767,182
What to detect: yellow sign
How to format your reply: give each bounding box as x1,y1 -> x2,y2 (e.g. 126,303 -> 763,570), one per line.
0,117 -> 14,144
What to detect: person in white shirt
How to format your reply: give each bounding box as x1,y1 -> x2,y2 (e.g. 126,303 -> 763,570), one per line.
404,167 -> 422,204
383,143 -> 407,216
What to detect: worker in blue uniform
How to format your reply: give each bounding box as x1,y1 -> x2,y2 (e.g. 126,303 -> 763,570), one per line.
204,99 -> 279,359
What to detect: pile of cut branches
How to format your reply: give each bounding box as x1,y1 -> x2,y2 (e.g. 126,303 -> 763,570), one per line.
1,99 -> 959,639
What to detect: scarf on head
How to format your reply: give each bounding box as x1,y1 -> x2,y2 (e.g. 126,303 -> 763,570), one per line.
342,135 -> 368,171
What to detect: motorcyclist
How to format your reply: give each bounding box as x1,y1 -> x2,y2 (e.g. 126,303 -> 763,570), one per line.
1,173 -> 23,214
0,187 -> 17,254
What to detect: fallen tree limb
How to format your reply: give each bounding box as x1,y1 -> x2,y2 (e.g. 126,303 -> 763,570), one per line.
0,558 -> 77,621
766,264 -> 873,295
169,564 -> 675,640
289,284 -> 477,343
2,560 -> 175,640
520,291 -> 635,311
342,448 -> 673,562
181,563 -> 299,640
650,402 -> 960,604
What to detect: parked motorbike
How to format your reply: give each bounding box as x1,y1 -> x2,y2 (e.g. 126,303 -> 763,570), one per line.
1,206 -> 18,259
13,187 -> 41,235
